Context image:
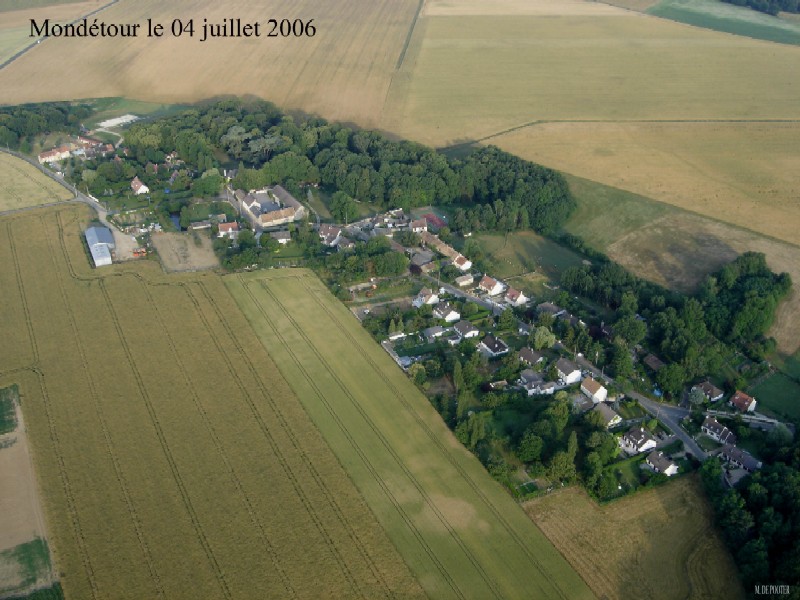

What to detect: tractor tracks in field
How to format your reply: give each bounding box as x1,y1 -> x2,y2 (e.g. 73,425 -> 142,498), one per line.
242,275 -> 487,600
298,276 -> 570,600
41,222 -> 166,599
190,281 -> 395,600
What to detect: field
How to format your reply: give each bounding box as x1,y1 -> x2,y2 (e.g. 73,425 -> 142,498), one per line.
0,1 -> 98,63
226,269 -> 594,600
0,204 -> 424,599
563,174 -> 800,355
0,0 -> 420,129
0,154 -> 71,212
151,231 -> 219,272
474,231 -> 584,297
749,373 -> 800,424
647,0 -> 800,45
524,477 -> 744,600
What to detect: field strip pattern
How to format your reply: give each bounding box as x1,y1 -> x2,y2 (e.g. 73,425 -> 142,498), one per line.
226,269 -> 594,600
0,205 -> 422,599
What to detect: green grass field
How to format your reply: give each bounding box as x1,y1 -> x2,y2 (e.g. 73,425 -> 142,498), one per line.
84,97 -> 187,129
749,373 -> 800,424
648,0 -> 800,45
0,204 -> 422,599
226,269 -> 594,600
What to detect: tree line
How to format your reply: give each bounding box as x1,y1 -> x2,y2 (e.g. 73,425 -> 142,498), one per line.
721,0 -> 799,15
0,102 -> 92,151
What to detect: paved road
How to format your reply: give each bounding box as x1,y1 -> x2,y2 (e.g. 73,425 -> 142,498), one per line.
421,274 -> 504,316
635,395 -> 706,460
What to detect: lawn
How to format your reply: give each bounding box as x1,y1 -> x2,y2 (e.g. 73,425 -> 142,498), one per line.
749,373 -> 800,424
524,476 -> 743,600
0,204 -> 422,599
475,230 -> 584,287
226,269 -> 593,600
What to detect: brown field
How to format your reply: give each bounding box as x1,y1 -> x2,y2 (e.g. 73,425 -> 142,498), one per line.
0,154 -> 71,212
151,231 -> 219,271
0,204 -> 423,599
490,121 -> 800,247
0,1 -> 99,63
0,0 -> 419,128
524,477 -> 744,600
422,0 -> 626,17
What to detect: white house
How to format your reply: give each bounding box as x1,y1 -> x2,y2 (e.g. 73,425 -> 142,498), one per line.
319,224 -> 342,247
720,445 -> 762,472
423,326 -> 446,343
453,254 -> 472,272
412,287 -> 439,308
454,320 -> 480,339
218,222 -> 240,239
580,377 -> 607,404
619,427 -> 657,455
692,380 -> 724,402
478,275 -> 504,296
410,218 -> 427,233
131,176 -> 149,195
593,403 -> 622,429
505,287 -> 528,307
646,451 -> 679,477
455,274 -> 474,287
433,302 -> 461,323
555,358 -> 582,385
518,348 -> 544,367
478,334 -> 509,358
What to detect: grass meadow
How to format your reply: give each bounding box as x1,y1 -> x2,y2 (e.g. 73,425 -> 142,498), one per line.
226,269 -> 594,600
749,373 -> 800,424
524,476 -> 744,600
0,154 -> 71,212
0,204 -> 422,599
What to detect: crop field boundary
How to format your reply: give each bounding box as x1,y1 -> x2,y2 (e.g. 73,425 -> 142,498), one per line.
227,269 -> 593,600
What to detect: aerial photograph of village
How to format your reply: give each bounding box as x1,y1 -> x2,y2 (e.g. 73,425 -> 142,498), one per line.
0,0 -> 798,599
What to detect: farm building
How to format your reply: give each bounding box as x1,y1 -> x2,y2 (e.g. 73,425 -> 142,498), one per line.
85,225 -> 115,267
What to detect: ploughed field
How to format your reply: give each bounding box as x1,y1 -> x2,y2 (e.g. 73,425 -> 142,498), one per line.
226,269 -> 594,600
0,204 -> 424,599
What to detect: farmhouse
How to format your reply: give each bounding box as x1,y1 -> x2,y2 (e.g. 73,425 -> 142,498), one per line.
730,390 -> 757,413
593,403 -> 621,429
720,445 -> 762,472
478,334 -> 509,358
218,222 -> 239,239
519,348 -> 544,367
619,427 -> 657,455
701,416 -> 737,445
580,377 -> 607,404
692,380 -> 724,402
478,275 -> 504,296
555,358 -> 582,385
453,254 -> 472,272
455,274 -> 474,287
454,320 -> 479,339
410,218 -> 427,233
505,287 -> 528,307
238,186 -> 305,229
412,287 -> 439,308
38,146 -> 72,164
433,302 -> 460,323
319,224 -> 342,247
85,225 -> 115,267
646,451 -> 679,477
130,176 -> 149,195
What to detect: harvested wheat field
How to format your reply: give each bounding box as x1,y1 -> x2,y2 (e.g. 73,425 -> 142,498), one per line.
0,204 -> 424,599
0,0 -> 419,128
0,154 -> 71,212
524,477 -> 744,600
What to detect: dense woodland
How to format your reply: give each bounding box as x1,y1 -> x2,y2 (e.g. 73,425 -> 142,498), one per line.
121,99 -> 575,234
721,0 -> 800,15
0,102 -> 91,151
560,252 -> 791,395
